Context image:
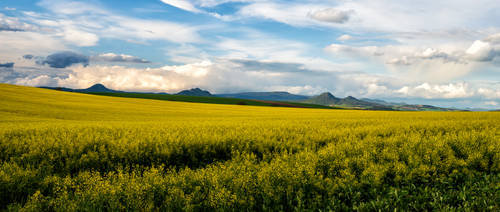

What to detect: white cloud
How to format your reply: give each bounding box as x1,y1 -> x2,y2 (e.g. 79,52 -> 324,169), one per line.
91,53 -> 151,63
477,87 -> 500,99
4,58 -> 500,109
386,56 -> 411,66
61,27 -> 99,47
162,60 -> 212,77
235,2 -> 351,27
484,33 -> 500,44
30,0 -> 202,45
0,58 -> 369,95
215,35 -> 350,71
325,32 -> 500,83
165,44 -> 211,64
483,101 -> 498,106
193,0 -> 254,7
411,82 -> 472,98
337,34 -> 353,41
308,8 -> 353,23
0,13 -> 39,31
325,44 -> 382,57
393,82 -> 500,101
0,31 -> 67,61
465,39 -> 500,62
160,0 -> 202,13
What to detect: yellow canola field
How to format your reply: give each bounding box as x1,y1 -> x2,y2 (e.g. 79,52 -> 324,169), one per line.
0,83 -> 499,211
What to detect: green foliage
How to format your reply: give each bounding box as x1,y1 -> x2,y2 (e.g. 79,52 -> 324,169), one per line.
0,83 -> 499,211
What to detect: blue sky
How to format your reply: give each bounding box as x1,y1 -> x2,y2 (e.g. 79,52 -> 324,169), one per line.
0,0 -> 500,109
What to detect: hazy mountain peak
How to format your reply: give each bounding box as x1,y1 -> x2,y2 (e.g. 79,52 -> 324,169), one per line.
88,83 -> 107,90
177,88 -> 213,97
318,92 -> 336,98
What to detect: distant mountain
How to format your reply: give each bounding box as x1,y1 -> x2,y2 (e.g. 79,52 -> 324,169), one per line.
39,84 -> 463,111
394,104 -> 465,111
216,91 -> 309,101
302,92 -> 340,105
361,98 -> 405,106
340,96 -> 382,108
176,88 -> 213,97
41,83 -> 122,93
302,93 -> 464,111
301,92 -> 396,110
78,84 -> 119,93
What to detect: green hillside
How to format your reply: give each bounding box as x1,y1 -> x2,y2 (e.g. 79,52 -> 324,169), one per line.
85,91 -> 333,109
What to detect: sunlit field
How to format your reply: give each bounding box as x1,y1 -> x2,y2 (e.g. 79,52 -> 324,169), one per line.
1,84 -> 499,211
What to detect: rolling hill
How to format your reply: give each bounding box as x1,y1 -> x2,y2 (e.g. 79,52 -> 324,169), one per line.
40,84 -> 462,111
301,92 -> 394,110
39,84 -> 331,109
216,91 -> 309,101
302,92 -> 463,111
40,83 -> 122,93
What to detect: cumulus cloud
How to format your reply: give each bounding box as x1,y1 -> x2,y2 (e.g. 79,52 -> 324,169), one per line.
0,62 -> 14,68
396,82 -> 473,99
465,40 -> 500,62
91,53 -> 151,63
0,58 -> 336,94
39,51 -> 89,68
2,57 -> 500,109
418,48 -> 450,60
0,65 -> 72,87
477,87 -> 500,99
378,33 -> 500,68
308,8 -> 353,24
386,48 -> 463,66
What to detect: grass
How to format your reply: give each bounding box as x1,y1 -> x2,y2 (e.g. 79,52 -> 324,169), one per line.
0,83 -> 499,211
86,92 -> 334,109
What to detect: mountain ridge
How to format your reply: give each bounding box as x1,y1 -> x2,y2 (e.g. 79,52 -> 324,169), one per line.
39,84 -> 464,111
301,92 -> 395,110
216,91 -> 309,101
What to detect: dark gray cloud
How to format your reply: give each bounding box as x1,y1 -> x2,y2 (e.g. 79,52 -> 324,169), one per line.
231,59 -> 304,72
229,59 -> 327,76
39,51 -> 89,68
23,55 -> 34,60
0,62 -> 14,68
0,26 -> 24,32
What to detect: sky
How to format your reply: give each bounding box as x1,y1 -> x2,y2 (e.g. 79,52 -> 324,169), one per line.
0,0 -> 500,109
